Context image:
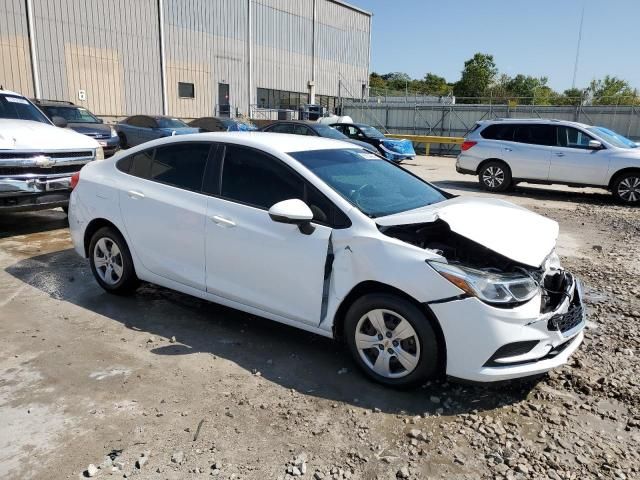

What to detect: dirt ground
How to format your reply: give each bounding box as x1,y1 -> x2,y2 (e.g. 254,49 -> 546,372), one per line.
0,156 -> 638,480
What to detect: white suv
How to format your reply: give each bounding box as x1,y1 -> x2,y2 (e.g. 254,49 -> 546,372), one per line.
456,119 -> 640,204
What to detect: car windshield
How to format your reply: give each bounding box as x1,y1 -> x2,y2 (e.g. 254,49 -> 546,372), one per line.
359,125 -> 386,139
314,124 -> 348,140
588,126 -> 638,149
0,94 -> 51,124
157,117 -> 188,128
291,148 -> 446,217
41,105 -> 99,124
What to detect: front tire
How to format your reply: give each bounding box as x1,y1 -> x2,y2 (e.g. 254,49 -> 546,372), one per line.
344,294 -> 440,388
88,226 -> 139,295
611,171 -> 640,205
478,160 -> 512,192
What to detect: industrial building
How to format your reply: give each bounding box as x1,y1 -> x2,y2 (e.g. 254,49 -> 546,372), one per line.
0,0 -> 371,119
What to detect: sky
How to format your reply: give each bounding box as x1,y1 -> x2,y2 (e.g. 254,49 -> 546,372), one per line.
351,0 -> 640,92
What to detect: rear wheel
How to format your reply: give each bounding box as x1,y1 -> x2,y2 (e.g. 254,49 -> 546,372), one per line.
344,293 -> 440,388
89,226 -> 139,295
478,160 -> 512,192
611,171 -> 640,205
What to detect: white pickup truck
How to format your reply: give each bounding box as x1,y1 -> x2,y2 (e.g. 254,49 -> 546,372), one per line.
0,89 -> 102,213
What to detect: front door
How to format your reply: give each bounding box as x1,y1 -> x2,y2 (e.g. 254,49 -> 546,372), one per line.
218,83 -> 230,117
204,144 -> 332,325
549,126 -> 611,185
118,143 -> 212,290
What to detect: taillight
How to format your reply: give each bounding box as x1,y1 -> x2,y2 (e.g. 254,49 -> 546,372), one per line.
70,171 -> 80,190
461,141 -> 477,151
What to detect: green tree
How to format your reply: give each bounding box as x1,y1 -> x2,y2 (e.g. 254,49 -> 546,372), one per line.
381,72 -> 412,92
554,88 -> 585,106
504,75 -> 549,104
453,53 -> 498,101
588,76 -> 637,105
421,73 -> 449,95
369,72 -> 387,93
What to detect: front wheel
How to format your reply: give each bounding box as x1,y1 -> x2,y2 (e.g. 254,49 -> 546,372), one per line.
344,294 -> 440,388
478,160 -> 512,192
89,226 -> 139,295
611,171 -> 640,205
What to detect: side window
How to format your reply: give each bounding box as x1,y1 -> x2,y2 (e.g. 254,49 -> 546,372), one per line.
306,183 -> 350,227
117,149 -> 154,178
481,124 -> 516,141
221,145 -> 304,209
150,143 -> 211,191
267,123 -> 292,134
513,124 -> 555,146
126,116 -> 142,127
557,126 -> 593,149
140,117 -> 157,129
293,125 -> 313,136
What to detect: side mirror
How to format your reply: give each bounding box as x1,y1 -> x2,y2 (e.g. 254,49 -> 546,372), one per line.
268,199 -> 315,235
97,118 -> 104,124
51,115 -> 68,128
588,140 -> 603,150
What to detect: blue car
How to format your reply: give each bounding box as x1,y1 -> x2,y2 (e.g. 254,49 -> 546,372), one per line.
116,115 -> 200,148
331,122 -> 416,162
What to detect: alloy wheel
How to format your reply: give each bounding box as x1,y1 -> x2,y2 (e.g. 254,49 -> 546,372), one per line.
93,237 -> 124,285
354,309 -> 421,379
618,176 -> 640,203
482,166 -> 505,188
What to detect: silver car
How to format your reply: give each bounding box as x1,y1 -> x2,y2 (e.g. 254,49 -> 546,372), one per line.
456,119 -> 640,204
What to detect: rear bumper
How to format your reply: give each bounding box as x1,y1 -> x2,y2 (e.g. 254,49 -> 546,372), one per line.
455,165 -> 475,175
430,276 -> 586,382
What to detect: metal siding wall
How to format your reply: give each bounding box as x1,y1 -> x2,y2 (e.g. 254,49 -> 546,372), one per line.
315,0 -> 369,98
32,0 -> 162,116
0,0 -> 34,95
252,0 -> 313,97
164,0 -> 248,117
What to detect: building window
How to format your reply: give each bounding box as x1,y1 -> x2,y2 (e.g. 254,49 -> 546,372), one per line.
256,87 -> 309,110
178,82 -> 195,98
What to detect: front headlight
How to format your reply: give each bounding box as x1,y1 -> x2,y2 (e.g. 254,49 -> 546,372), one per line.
429,261 -> 539,305
95,146 -> 104,160
110,127 -> 118,137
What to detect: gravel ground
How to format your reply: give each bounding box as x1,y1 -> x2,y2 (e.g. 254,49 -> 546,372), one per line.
0,156 -> 638,480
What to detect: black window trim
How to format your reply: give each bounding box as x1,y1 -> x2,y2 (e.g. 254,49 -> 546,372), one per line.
210,143 -> 351,229
115,141 -> 217,195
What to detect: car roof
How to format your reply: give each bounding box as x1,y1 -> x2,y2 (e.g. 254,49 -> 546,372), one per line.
0,89 -> 23,97
480,118 -> 592,129
121,131 -> 356,154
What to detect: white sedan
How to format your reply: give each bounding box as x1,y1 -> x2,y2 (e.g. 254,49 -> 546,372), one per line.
68,132 -> 585,386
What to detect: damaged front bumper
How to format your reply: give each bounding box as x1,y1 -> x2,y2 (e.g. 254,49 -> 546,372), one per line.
429,274 -> 586,382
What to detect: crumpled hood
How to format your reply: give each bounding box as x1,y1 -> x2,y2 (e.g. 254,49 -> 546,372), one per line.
381,138 -> 415,156
376,196 -> 559,267
0,119 -> 99,150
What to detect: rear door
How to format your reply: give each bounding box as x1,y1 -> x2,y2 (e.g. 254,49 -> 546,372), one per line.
508,124 -> 555,180
118,142 -> 213,290
549,126 -> 611,185
203,144 -> 332,325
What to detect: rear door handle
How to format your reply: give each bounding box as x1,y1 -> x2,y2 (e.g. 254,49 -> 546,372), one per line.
504,147 -> 512,152
554,152 -> 566,157
127,190 -> 145,199
210,215 -> 236,228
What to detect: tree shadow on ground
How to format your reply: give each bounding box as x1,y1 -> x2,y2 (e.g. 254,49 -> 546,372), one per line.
6,248 -> 541,417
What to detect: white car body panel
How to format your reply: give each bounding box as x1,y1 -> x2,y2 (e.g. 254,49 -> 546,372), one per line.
69,132 -> 585,383
376,196 -> 558,268
0,118 -> 99,151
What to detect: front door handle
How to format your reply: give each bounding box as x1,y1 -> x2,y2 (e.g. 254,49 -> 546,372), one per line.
127,190 -> 145,199
210,215 -> 236,228
554,152 -> 566,157
504,147 -> 512,152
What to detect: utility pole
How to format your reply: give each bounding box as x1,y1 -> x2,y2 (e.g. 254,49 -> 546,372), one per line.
571,2 -> 586,89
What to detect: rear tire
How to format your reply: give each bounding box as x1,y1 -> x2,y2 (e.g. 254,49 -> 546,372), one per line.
344,293 -> 440,388
478,160 -> 512,192
88,226 -> 139,295
611,171 -> 640,205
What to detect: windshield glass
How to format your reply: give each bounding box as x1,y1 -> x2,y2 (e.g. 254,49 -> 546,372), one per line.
359,125 -> 386,139
157,117 -> 188,129
314,124 -> 347,140
0,94 -> 51,124
41,105 -> 99,123
291,149 -> 446,217
588,126 -> 638,149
